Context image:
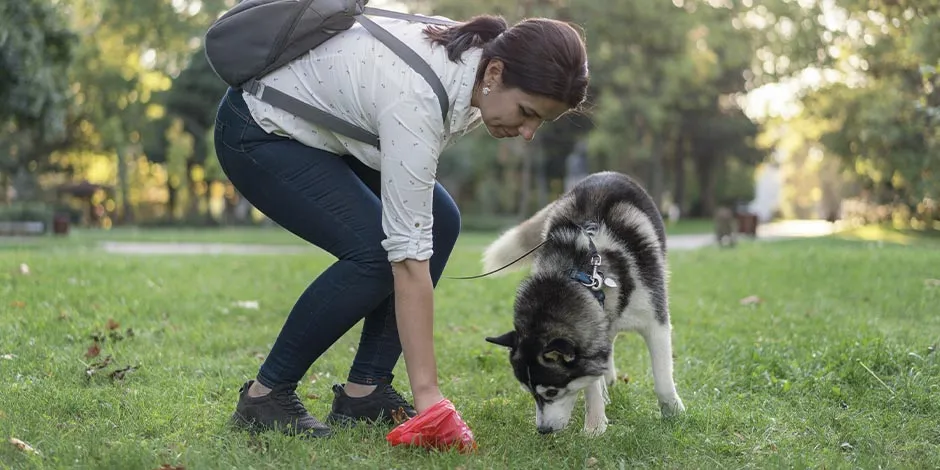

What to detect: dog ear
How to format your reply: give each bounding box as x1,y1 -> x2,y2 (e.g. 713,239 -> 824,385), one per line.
485,330 -> 517,349
542,338 -> 577,363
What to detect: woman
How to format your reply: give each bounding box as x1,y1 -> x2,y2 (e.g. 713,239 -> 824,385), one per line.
214,12 -> 589,438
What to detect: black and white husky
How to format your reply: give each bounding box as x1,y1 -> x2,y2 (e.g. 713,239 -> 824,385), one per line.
483,171 -> 685,436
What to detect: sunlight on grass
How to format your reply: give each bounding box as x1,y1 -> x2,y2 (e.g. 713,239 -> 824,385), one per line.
834,224 -> 940,246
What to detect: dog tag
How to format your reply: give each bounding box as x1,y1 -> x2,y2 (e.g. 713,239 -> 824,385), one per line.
603,278 -> 618,288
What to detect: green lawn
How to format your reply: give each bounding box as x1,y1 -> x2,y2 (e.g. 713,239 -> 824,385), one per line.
1,229 -> 938,469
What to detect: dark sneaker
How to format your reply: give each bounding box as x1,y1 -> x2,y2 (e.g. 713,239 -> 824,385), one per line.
230,380 -> 331,438
326,378 -> 417,426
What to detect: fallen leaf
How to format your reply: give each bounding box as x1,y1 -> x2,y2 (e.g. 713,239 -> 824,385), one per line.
253,353 -> 265,361
59,311 -> 70,321
391,407 -> 410,425
106,318 -> 120,330
306,393 -> 321,400
586,457 -> 599,467
1,354 -> 15,360
109,365 -> 138,381
156,465 -> 185,470
620,374 -> 631,384
18,263 -> 30,275
739,295 -> 762,306
85,355 -> 113,377
234,300 -> 259,309
733,432 -> 745,442
925,279 -> 940,288
85,342 -> 101,358
10,301 -> 25,308
9,437 -> 40,455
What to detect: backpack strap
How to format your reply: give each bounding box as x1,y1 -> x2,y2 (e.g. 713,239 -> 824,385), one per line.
243,78 -> 381,148
355,14 -> 451,125
243,8 -> 458,149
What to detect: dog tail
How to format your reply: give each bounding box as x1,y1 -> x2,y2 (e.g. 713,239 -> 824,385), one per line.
481,201 -> 556,275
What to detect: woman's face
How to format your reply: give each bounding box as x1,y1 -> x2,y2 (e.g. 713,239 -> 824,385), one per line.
472,60 -> 569,141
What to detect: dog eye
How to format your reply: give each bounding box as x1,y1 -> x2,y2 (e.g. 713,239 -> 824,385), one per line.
545,389 -> 558,398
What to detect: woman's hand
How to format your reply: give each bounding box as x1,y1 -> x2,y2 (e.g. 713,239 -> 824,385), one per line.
391,258 -> 445,413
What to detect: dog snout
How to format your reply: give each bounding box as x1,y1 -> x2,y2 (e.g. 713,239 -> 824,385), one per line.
537,425 -> 557,435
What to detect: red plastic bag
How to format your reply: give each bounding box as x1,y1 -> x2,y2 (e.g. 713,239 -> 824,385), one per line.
386,398 -> 477,453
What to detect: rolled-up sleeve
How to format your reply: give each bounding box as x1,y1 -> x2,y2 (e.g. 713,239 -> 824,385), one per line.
376,93 -> 445,262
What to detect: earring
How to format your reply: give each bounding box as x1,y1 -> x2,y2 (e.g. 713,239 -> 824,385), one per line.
482,86 -> 491,96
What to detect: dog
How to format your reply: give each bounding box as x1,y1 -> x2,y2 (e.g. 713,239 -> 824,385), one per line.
714,206 -> 736,248
482,171 -> 685,436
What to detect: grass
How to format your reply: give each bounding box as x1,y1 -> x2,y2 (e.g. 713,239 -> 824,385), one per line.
1,227 -> 938,469
0,217 -> 715,251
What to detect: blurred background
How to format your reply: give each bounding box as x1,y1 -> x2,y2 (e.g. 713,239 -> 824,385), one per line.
1,0 -> 938,235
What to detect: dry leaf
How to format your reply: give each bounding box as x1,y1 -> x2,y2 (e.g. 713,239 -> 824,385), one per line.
925,279 -> 940,288
306,393 -> 320,400
18,263 -> 30,275
586,457 -> 599,467
85,342 -> 101,358
85,355 -> 113,377
9,437 -> 40,455
59,311 -> 70,321
10,301 -> 25,308
1,354 -> 15,360
620,374 -> 631,384
234,300 -> 260,309
391,407 -> 410,425
739,295 -> 762,305
109,365 -> 138,381
156,465 -> 185,470
106,318 -> 120,330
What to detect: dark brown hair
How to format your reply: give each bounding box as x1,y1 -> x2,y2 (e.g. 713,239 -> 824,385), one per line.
424,15 -> 589,110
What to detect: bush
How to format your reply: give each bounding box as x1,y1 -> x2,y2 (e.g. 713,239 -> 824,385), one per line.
0,203 -> 55,223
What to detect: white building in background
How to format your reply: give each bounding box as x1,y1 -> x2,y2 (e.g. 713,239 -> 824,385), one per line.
747,162 -> 783,222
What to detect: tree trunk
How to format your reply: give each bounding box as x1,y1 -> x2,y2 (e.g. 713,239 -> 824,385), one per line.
674,136 -> 687,213
696,156 -> 717,216
116,146 -> 134,224
648,134 -> 665,212
517,141 -> 532,218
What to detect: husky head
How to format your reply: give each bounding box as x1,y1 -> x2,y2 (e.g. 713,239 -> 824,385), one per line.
486,272 -> 612,434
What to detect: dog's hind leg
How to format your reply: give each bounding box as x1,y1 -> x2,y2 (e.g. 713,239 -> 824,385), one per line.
641,322 -> 685,418
604,340 -> 617,387
583,378 -> 609,436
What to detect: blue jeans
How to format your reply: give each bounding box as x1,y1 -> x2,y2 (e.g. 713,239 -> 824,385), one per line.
213,88 -> 461,388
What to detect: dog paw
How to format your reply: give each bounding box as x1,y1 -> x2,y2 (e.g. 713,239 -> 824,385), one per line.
659,397 -> 686,418
583,415 -> 608,437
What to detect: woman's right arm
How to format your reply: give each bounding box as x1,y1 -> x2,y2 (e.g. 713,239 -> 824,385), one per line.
375,90 -> 449,414
391,258 -> 444,413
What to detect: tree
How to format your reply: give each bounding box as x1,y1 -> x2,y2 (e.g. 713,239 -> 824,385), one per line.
0,0 -> 75,201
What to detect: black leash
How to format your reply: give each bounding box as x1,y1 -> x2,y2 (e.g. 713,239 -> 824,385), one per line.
443,239 -> 548,280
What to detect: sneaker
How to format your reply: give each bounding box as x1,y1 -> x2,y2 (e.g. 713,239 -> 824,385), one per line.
326,377 -> 417,426
230,380 -> 332,438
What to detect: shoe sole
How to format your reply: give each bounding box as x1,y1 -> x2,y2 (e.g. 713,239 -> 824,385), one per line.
231,412 -> 332,438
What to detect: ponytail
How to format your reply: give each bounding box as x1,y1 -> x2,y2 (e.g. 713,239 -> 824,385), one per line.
423,15 -> 508,62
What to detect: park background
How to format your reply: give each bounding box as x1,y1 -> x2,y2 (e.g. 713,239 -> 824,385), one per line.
1,1 -> 939,469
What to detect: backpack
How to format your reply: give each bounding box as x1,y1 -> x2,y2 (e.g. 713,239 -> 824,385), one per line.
204,0 -> 456,148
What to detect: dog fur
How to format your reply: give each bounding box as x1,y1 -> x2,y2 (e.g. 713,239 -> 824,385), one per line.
483,171 -> 685,436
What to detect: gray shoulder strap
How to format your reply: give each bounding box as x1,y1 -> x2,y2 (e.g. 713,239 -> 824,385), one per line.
243,79 -> 380,148
355,14 -> 451,125
361,7 -> 457,27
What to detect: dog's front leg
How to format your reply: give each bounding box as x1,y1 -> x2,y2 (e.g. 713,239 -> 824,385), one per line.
583,378 -> 608,436
642,322 -> 685,418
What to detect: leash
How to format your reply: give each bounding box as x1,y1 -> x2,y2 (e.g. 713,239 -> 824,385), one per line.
443,239 -> 548,280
